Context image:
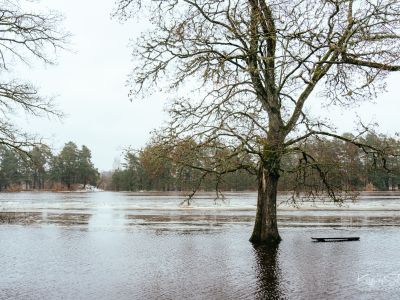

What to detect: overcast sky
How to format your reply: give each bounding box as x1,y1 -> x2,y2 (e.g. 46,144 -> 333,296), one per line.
13,0 -> 400,171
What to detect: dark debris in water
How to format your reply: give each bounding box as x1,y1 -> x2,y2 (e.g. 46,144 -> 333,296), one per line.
0,212 -> 41,224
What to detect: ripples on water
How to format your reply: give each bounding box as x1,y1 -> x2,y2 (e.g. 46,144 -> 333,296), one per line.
1,191 -> 400,299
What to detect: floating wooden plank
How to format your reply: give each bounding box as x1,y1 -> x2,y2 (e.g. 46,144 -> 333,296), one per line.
311,237 -> 360,242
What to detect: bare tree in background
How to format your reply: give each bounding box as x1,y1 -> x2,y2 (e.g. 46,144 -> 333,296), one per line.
115,0 -> 400,244
0,0 -> 67,152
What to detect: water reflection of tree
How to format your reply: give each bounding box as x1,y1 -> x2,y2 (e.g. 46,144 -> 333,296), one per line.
253,245 -> 285,300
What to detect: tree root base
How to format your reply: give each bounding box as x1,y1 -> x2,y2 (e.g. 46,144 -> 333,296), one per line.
249,234 -> 282,246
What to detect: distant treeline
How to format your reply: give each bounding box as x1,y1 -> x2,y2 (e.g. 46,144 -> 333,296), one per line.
106,151 -> 256,192
0,142 -> 99,191
1,133 -> 399,193
105,133 -> 400,192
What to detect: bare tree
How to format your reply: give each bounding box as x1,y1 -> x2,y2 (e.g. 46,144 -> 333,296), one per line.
0,0 -> 67,153
115,0 -> 400,244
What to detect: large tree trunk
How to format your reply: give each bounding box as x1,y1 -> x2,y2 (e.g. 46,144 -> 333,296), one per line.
250,161 -> 281,245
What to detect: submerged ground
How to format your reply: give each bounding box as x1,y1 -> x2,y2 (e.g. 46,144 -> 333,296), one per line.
1,191 -> 400,299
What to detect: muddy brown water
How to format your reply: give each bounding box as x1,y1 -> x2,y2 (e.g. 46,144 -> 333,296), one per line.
1,191 -> 400,299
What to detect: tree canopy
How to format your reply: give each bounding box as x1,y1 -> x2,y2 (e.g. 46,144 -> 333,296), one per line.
116,0 -> 400,244
0,0 -> 67,152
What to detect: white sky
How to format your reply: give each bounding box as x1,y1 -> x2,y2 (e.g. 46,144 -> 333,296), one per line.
12,0 -> 400,171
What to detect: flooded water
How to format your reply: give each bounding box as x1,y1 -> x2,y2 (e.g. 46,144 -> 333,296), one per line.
1,191 -> 400,299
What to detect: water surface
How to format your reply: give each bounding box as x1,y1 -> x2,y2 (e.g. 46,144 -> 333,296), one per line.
1,191 -> 399,299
